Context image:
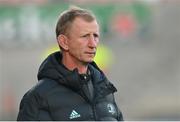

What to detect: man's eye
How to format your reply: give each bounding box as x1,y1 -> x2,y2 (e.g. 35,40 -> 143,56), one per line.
94,34 -> 99,38
81,34 -> 88,38
83,35 -> 88,37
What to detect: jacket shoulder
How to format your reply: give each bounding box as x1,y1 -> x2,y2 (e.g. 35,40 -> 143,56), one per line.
20,78 -> 59,101
32,78 -> 59,97
17,79 -> 57,120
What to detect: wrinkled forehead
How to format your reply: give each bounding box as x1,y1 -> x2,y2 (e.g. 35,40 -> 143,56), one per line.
71,17 -> 99,32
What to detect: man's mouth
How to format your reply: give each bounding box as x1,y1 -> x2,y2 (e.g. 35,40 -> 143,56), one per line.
85,52 -> 96,55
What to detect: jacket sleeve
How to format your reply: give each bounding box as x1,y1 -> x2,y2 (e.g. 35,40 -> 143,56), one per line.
113,94 -> 124,121
17,91 -> 40,120
117,106 -> 123,121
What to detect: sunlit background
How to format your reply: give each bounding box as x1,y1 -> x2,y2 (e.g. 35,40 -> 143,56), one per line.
0,0 -> 179,120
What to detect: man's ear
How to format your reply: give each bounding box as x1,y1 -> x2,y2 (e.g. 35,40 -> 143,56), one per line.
57,34 -> 69,51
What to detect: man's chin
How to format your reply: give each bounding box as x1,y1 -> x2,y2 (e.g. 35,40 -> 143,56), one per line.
83,59 -> 94,64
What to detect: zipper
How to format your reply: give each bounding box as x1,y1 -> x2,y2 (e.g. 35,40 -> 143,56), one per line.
78,86 -> 96,120
79,75 -> 98,120
91,101 -> 97,120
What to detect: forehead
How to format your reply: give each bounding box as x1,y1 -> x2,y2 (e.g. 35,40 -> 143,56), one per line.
70,17 -> 99,33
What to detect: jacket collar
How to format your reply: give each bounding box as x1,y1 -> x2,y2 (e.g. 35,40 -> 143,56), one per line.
38,51 -> 117,96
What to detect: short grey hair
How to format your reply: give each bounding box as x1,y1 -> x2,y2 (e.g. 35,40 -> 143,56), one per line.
56,6 -> 96,38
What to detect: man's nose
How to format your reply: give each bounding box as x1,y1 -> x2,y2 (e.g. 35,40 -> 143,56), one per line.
88,35 -> 97,47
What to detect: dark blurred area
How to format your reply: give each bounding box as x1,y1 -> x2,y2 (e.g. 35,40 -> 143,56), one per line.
0,0 -> 179,120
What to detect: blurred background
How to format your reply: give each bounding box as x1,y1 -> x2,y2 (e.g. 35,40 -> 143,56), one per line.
0,0 -> 180,120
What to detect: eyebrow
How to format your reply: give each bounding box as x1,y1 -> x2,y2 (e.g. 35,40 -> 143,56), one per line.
80,32 -> 99,37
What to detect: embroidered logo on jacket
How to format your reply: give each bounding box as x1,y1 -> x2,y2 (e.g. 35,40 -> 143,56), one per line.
69,110 -> 81,119
107,103 -> 116,114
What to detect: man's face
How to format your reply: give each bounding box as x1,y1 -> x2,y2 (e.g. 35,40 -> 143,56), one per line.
66,17 -> 100,64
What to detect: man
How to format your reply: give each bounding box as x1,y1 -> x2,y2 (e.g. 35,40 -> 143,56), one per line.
17,6 -> 123,121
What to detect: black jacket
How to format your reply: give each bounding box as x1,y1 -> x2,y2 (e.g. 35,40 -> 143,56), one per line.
17,52 -> 123,121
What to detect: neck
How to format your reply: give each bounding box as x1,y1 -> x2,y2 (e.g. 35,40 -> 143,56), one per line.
62,53 -> 88,74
